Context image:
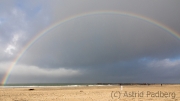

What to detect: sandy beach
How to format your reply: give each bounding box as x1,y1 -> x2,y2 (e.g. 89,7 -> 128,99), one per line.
0,85 -> 180,101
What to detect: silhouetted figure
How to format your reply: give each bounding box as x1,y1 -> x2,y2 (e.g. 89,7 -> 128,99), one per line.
161,84 -> 162,86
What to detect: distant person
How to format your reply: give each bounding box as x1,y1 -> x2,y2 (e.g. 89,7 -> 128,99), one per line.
161,84 -> 162,86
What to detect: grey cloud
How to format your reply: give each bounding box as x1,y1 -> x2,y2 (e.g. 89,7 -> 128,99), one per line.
1,0 -> 180,83
82,59 -> 180,83
18,14 -> 180,68
0,0 -> 52,61
0,62 -> 81,84
2,58 -> 180,83
49,0 -> 180,31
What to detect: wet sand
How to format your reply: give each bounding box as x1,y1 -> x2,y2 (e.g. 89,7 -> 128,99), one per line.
0,85 -> 180,101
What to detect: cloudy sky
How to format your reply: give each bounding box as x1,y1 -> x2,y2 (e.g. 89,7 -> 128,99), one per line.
1,0 -> 180,84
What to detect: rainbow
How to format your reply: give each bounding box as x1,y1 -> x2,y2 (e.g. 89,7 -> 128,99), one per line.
1,10 -> 180,85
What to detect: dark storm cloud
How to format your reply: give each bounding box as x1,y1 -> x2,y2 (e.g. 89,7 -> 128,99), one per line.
1,0 -> 180,83
19,14 -> 180,68
3,58 -> 180,84
49,0 -> 180,33
4,63 -> 81,83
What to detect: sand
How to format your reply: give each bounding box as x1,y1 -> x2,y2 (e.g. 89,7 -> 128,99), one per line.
0,85 -> 180,101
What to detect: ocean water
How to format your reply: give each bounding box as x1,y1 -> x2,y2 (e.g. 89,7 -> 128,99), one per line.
0,83 -> 100,88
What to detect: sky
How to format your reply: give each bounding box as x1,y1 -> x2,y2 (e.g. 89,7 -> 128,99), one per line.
0,0 -> 180,84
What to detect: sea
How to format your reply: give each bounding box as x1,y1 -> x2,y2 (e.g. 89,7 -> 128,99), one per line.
1,83 -> 177,88
0,83 -> 108,88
